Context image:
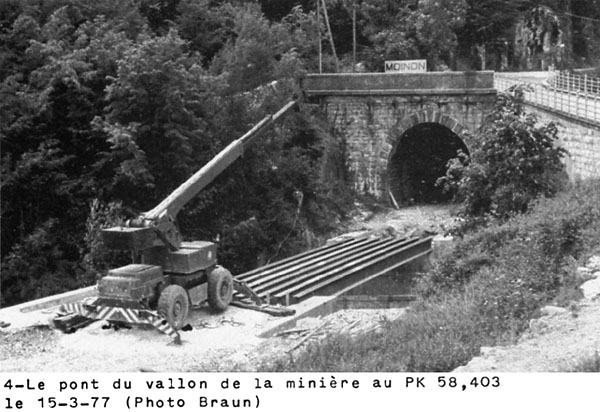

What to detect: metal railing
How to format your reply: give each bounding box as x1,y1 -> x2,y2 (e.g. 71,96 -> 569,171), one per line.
548,70 -> 600,94
494,71 -> 600,125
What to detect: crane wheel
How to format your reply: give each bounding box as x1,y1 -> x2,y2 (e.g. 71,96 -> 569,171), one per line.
208,266 -> 233,312
157,285 -> 190,330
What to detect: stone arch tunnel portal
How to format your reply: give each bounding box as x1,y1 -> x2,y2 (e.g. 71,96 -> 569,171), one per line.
388,122 -> 469,205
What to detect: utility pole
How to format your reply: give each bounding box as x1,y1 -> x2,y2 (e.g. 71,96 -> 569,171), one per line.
317,0 -> 322,73
320,0 -> 339,72
352,0 -> 356,72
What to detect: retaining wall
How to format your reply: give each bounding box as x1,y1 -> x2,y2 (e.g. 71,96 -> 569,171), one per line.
526,105 -> 600,180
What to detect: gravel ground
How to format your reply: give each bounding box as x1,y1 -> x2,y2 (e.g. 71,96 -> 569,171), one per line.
344,203 -> 461,237
0,305 -> 407,372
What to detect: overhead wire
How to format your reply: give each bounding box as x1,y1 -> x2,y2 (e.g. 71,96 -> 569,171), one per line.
561,10 -> 600,23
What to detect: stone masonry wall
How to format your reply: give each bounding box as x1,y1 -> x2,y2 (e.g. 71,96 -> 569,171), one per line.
526,105 -> 600,181
321,93 -> 495,199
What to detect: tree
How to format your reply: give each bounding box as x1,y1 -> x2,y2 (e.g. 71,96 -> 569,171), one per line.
96,30 -> 225,209
456,0 -> 522,69
259,0 -> 313,20
0,0 -> 351,307
571,0 -> 600,66
0,4 -> 144,304
138,0 -> 181,34
209,2 -> 307,91
176,0 -> 234,64
360,0 -> 466,70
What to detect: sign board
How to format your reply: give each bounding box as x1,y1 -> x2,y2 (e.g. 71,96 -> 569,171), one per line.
384,60 -> 427,73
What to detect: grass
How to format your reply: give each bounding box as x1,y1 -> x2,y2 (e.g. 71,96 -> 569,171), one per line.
564,352 -> 600,372
260,180 -> 600,372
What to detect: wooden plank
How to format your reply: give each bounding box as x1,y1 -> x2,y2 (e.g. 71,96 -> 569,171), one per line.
288,320 -> 330,352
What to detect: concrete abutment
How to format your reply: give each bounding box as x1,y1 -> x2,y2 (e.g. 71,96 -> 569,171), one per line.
524,105 -> 600,180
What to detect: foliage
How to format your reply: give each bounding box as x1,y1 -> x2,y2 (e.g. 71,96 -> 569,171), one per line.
438,87 -> 567,220
359,0 -> 466,70
0,0 -> 352,306
95,29 -> 224,208
0,3 -> 147,304
81,199 -> 128,276
208,2 -> 311,91
0,219 -> 85,306
256,0 -> 600,71
176,0 -> 234,63
262,180 -> 600,372
455,0 -> 527,68
181,105 -> 352,274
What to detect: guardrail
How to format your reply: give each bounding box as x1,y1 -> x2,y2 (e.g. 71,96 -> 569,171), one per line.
549,70 -> 600,94
494,71 -> 600,126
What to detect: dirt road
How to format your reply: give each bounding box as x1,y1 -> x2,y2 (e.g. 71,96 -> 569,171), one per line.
0,302 -> 408,372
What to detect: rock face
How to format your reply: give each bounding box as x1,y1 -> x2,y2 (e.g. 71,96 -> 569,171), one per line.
454,255 -> 600,372
510,4 -> 600,70
513,6 -> 565,70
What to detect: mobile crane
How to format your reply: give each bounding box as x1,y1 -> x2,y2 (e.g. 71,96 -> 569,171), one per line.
56,100 -> 297,343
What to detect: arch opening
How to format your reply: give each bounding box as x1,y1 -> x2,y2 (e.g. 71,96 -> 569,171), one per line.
388,122 -> 468,205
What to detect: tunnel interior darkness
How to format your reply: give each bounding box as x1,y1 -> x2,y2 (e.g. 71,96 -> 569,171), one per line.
388,122 -> 469,205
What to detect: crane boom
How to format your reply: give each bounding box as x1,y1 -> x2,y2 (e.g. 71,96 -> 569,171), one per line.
127,100 -> 298,250
144,100 -> 297,221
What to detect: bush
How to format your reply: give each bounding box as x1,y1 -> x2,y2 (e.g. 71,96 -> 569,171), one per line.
1,220 -> 84,306
439,87 -> 568,220
82,199 -> 129,276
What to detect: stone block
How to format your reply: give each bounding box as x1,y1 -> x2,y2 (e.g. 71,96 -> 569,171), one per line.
580,277 -> 600,299
540,305 -> 568,316
431,235 -> 454,262
586,256 -> 600,272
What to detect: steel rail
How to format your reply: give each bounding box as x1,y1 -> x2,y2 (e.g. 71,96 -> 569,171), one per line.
235,234 -> 431,305
249,237 -> 417,295
236,236 -> 369,283
289,236 -> 432,301
244,237 -> 402,292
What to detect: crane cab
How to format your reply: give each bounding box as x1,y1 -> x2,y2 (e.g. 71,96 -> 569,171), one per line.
97,228 -> 232,330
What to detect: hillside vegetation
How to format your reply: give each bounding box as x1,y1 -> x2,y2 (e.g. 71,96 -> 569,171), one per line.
1,0 -> 353,306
